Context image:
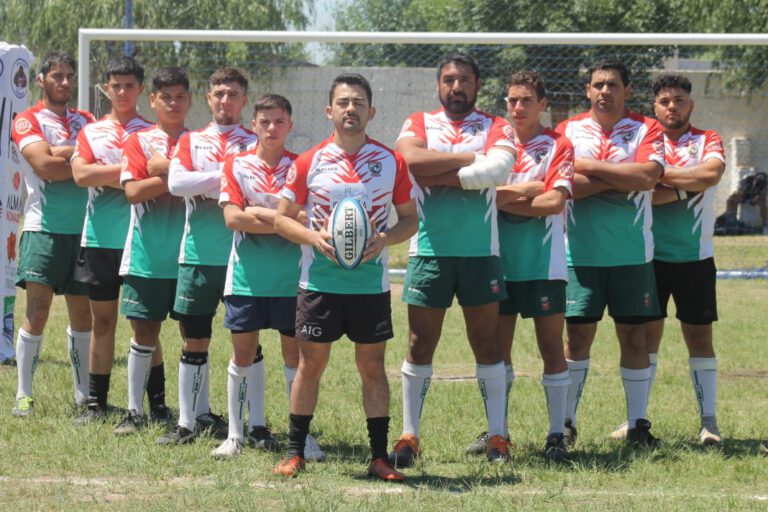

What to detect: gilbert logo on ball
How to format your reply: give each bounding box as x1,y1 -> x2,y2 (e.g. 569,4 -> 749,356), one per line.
330,197 -> 370,270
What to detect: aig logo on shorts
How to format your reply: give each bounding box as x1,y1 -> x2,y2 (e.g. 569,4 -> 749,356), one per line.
300,324 -> 323,338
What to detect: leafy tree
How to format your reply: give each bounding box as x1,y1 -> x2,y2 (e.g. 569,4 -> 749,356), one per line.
2,0 -> 313,92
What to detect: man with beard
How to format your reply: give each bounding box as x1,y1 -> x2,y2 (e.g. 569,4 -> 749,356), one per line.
159,68 -> 258,445
273,73 -> 417,480
610,74 -> 725,445
10,51 -> 94,417
556,60 -> 664,448
389,52 -> 517,465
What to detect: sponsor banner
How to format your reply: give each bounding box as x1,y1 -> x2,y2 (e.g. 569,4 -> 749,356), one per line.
0,43 -> 33,360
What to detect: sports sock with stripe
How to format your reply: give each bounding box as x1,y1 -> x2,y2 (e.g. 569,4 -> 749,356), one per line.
127,340 -> 155,414
248,356 -> 267,429
476,362 -> 506,437
542,370 -> 570,435
565,358 -> 590,427
689,357 -> 717,418
15,329 -> 42,399
226,361 -> 249,441
401,361 -> 432,436
621,366 -> 651,428
67,327 -> 91,406
179,351 -> 207,430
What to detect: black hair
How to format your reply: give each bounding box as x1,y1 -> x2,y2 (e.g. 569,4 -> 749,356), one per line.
652,74 -> 693,96
39,51 -> 76,77
329,73 -> 372,105
253,94 -> 292,117
105,56 -> 144,84
437,52 -> 481,81
587,59 -> 630,87
152,66 -> 190,92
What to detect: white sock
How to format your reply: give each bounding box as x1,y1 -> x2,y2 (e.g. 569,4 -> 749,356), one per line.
503,365 -> 515,435
67,327 -> 91,406
542,370 -> 571,435
178,357 -> 207,431
401,361 -> 432,436
194,361 -> 211,418
16,329 -> 42,399
247,358 -> 266,429
689,357 -> 718,418
227,361 -> 249,441
647,352 -> 658,400
621,366 -> 651,428
127,340 -> 155,415
476,362 -> 506,437
283,365 -> 297,399
565,358 -> 590,427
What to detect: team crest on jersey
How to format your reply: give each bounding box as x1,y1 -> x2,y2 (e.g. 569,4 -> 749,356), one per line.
540,295 -> 551,312
71,120 -> 82,134
653,140 -> 664,155
503,124 -> 515,141
120,155 -> 129,172
534,149 -> 547,163
489,279 -> 501,294
286,165 -> 297,185
14,117 -> 32,135
558,161 -> 574,179
237,142 -> 247,152
620,131 -> 635,144
368,161 -> 382,176
687,142 -> 699,155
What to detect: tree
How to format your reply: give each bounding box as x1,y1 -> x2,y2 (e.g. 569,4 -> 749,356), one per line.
2,0 -> 313,93
331,0 -> 688,118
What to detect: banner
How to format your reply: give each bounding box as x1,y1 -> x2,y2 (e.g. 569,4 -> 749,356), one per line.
0,43 -> 33,362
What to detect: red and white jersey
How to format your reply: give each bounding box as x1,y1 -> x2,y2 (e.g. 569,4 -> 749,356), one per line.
219,149 -> 301,297
74,115 -> 153,248
281,136 -> 413,294
653,127 -> 726,262
169,123 -> 258,266
397,107 -> 516,257
499,129 -> 574,281
557,110 -> 664,267
11,100 -> 94,234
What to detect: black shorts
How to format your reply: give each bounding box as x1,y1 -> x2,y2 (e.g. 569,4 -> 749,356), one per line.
651,258 -> 718,325
295,289 -> 393,343
73,247 -> 124,301
223,295 -> 297,337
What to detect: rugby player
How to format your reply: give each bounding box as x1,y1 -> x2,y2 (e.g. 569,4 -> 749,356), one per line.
610,74 -> 725,445
556,59 -> 664,448
159,68 -> 257,445
211,94 -> 323,461
482,71 -> 573,461
71,57 -> 157,423
273,73 -> 417,481
390,52 -> 516,465
113,67 -> 190,435
10,51 -> 94,417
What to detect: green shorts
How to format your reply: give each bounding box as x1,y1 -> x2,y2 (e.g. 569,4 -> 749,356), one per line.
16,231 -> 87,296
121,275 -> 179,321
500,280 -> 566,318
173,264 -> 226,316
402,255 -> 506,308
565,263 -> 660,321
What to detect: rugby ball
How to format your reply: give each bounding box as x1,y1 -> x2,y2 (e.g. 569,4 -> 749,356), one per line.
330,197 -> 370,270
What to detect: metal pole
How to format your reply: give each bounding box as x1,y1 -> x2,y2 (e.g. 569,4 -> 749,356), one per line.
78,30 -> 90,112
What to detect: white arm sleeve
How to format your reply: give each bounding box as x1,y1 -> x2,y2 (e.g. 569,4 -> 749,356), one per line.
168,159 -> 221,197
458,148 -> 516,190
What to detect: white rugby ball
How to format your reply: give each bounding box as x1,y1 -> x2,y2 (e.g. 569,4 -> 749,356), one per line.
330,197 -> 370,270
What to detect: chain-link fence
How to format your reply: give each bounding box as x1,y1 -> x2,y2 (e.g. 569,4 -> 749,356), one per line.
83,37 -> 768,273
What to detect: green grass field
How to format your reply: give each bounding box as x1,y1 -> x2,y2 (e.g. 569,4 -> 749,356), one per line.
1,279 -> 767,510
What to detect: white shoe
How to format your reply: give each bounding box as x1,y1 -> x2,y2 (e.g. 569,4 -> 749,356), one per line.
700,417 -> 722,446
212,437 -> 243,459
304,433 -> 326,462
609,421 -> 628,440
